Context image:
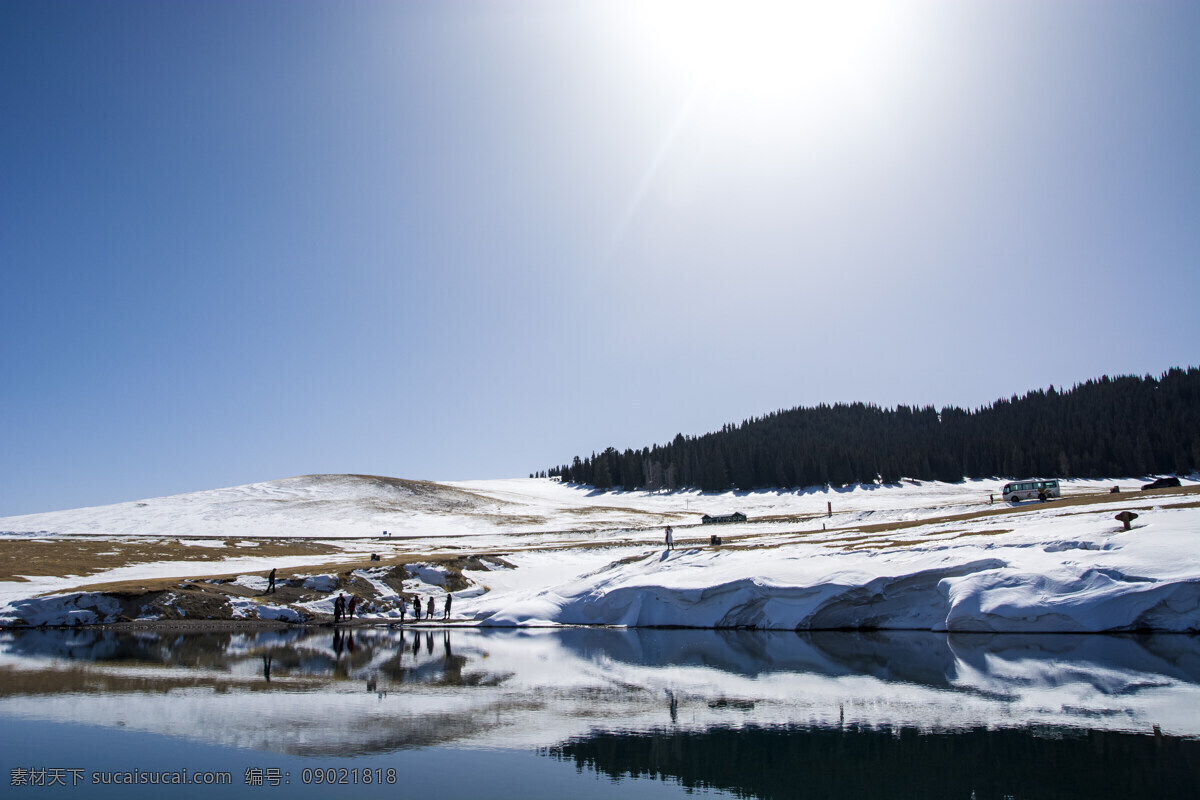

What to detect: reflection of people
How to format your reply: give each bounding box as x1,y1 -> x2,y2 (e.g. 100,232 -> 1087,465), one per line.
263,654 -> 272,683
333,629 -> 343,657
266,568 -> 277,594
443,594 -> 452,620
665,527 -> 674,550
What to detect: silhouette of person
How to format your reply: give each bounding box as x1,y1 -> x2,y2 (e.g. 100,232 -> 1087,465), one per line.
334,594 -> 345,624
427,596 -> 435,620
443,594 -> 452,620
665,526 -> 674,550
413,596 -> 421,621
266,568 -> 277,594
347,595 -> 358,621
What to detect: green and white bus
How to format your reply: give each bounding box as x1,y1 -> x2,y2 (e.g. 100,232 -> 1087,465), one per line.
1002,479 -> 1061,502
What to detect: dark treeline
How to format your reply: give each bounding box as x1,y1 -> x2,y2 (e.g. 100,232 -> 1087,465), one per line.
538,367 -> 1200,491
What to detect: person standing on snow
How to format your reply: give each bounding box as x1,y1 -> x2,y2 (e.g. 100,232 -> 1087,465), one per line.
665,526 -> 674,551
443,594 -> 452,620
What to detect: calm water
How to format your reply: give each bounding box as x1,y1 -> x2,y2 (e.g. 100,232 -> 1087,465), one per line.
1,626 -> 1198,798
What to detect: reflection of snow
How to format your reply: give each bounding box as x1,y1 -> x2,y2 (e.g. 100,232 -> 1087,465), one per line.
1,628 -> 1198,754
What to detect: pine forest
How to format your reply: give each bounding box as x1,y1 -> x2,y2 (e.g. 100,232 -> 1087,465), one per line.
540,367 -> 1200,492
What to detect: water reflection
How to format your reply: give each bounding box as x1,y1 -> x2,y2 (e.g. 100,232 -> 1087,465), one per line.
0,626 -> 1198,795
3,627 -> 1200,712
552,725 -> 1200,800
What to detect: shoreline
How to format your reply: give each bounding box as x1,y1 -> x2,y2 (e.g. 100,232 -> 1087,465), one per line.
4,618 -> 1199,636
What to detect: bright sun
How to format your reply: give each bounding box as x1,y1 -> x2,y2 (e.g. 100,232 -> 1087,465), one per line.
624,0 -> 913,130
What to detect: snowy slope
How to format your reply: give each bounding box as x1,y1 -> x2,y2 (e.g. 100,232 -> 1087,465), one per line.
1,475 -> 1197,632
0,473 -> 1152,538
468,502 -> 1200,632
0,474 -> 686,537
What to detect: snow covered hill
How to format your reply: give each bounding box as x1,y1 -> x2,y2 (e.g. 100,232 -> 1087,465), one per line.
0,474 -> 686,537
0,473 -> 1150,538
1,475 -> 1198,633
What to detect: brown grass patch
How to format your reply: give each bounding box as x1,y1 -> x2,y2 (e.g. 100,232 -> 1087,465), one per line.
947,528 -> 1013,540
0,538 -> 340,584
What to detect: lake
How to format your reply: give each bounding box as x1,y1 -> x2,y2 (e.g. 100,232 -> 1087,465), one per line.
2,625 -> 1198,798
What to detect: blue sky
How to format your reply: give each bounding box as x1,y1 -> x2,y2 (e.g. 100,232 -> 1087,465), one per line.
3,1 -> 1198,516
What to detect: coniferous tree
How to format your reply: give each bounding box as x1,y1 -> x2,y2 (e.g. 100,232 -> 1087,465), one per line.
545,368 -> 1200,492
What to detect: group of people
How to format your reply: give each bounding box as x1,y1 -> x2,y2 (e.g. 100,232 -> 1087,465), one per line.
333,592 -> 451,623
333,593 -> 358,623
264,568 -> 454,624
405,594 -> 452,621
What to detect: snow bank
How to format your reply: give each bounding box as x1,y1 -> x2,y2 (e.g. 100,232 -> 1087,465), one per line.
301,574 -> 339,592
406,563 -> 448,587
234,574 -> 269,592
3,593 -> 124,627
480,506 -> 1200,633
254,604 -> 306,622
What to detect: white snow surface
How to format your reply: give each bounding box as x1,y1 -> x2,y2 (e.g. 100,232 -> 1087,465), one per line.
471,507 -> 1200,632
301,574 -> 339,592
0,473 -> 1088,539
1,475 -> 1198,632
0,474 -> 686,538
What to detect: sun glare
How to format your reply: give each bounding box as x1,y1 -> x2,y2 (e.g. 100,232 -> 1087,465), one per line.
627,0 -> 911,129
